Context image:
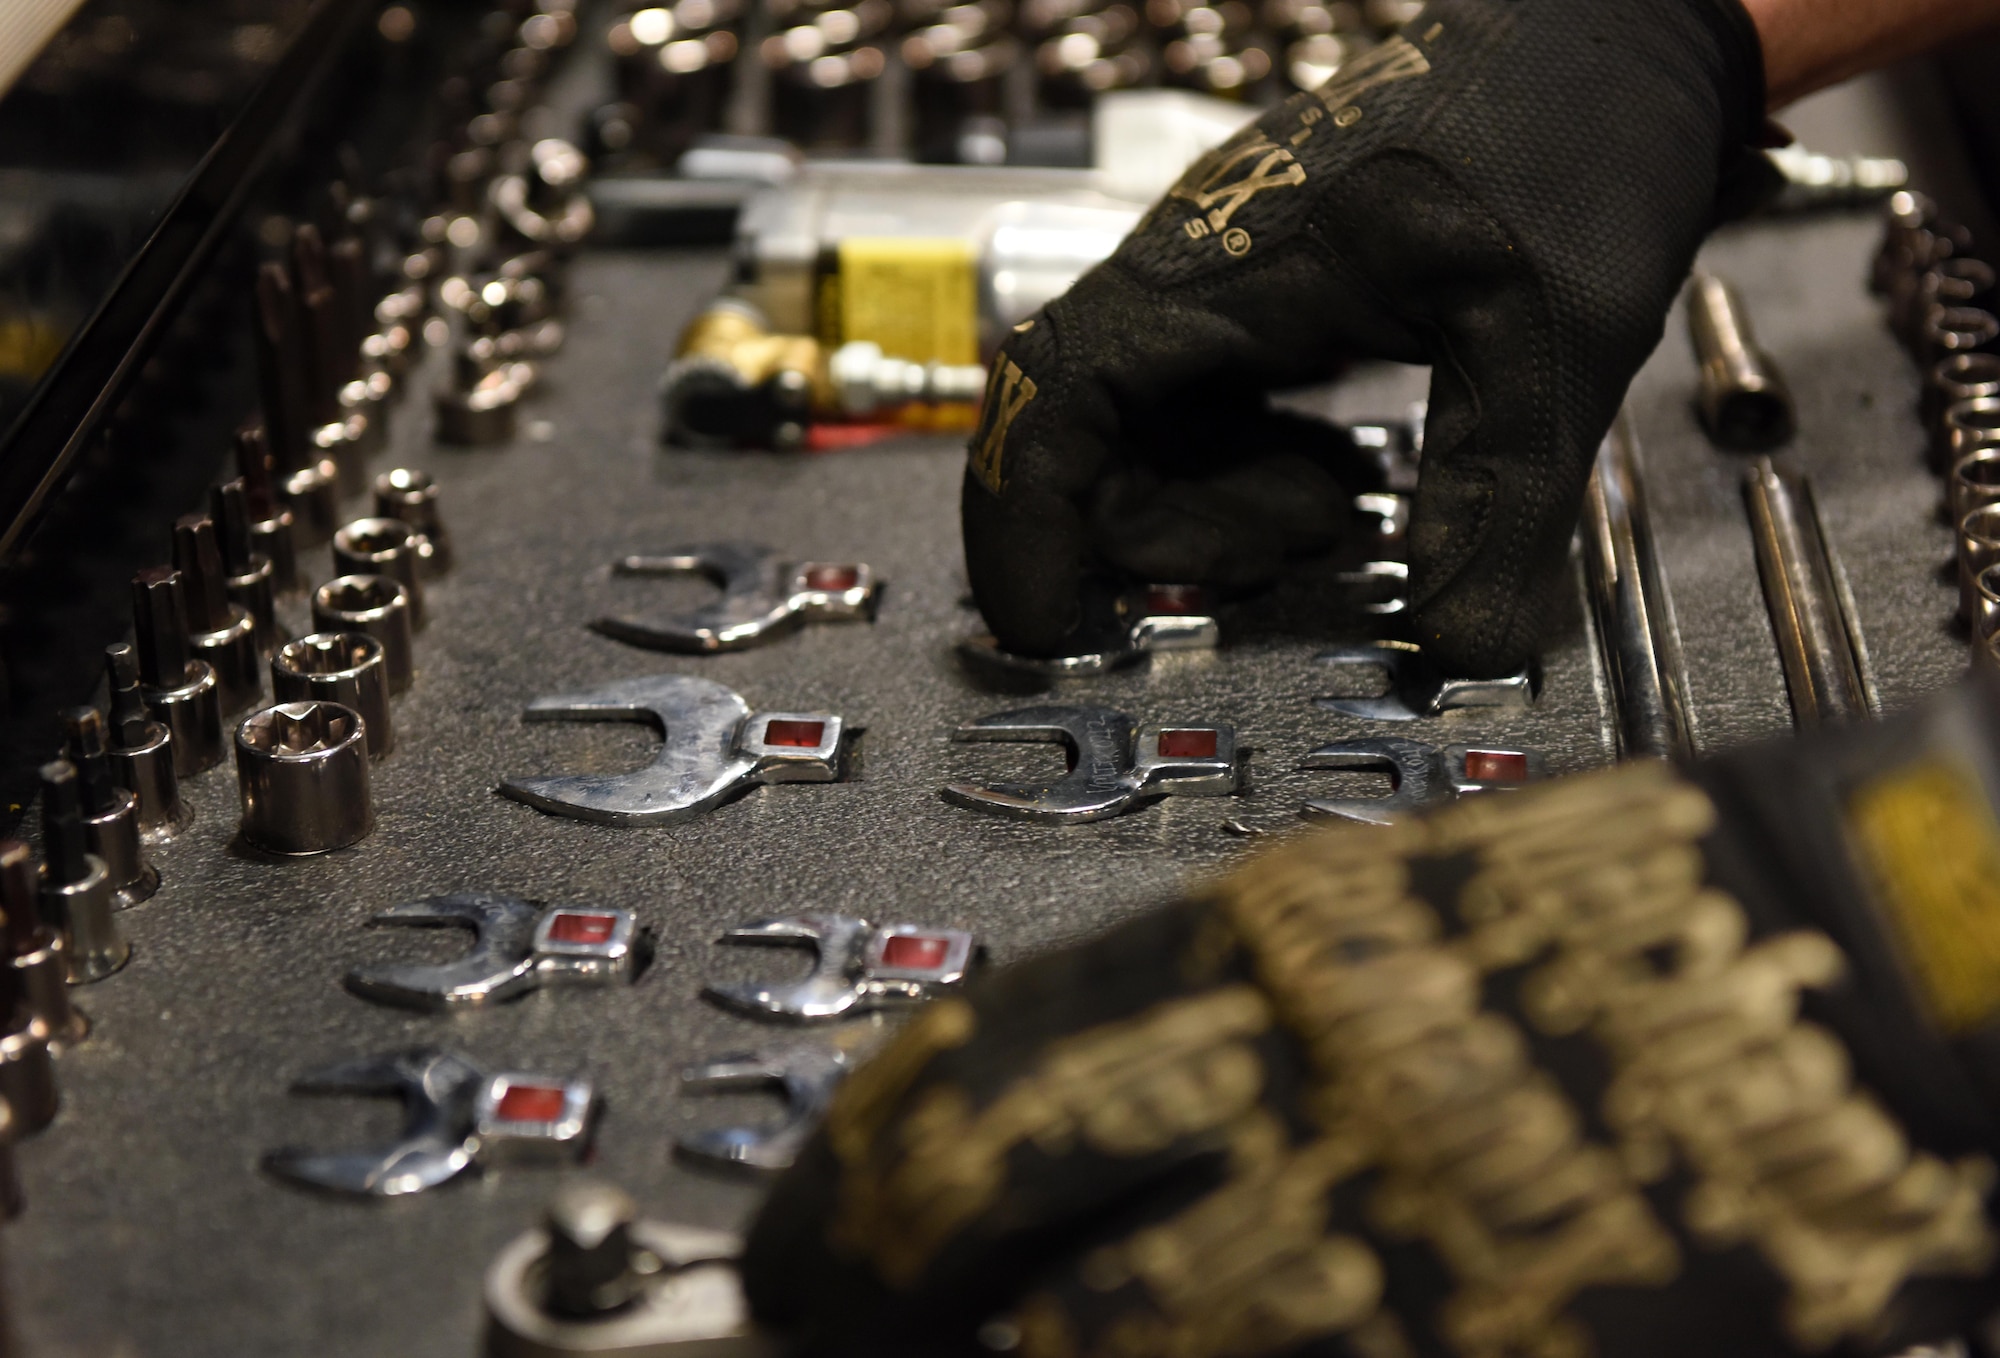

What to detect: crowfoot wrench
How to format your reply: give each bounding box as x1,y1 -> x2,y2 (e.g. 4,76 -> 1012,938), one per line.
594,543 -> 878,653
957,585 -> 1218,678
346,893 -> 642,1010
1314,641 -> 1534,721
264,1048 -> 594,1196
500,674 -> 845,826
1300,738 -> 1547,825
943,705 -> 1240,823
703,913 -> 977,1020
676,1046 -> 847,1172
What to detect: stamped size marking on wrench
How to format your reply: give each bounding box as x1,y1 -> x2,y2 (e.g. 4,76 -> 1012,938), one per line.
263,1048 -> 594,1196
594,543 -> 878,653
943,705 -> 1240,823
958,585 -> 1218,678
1314,641 -> 1534,721
1300,738 -> 1546,825
500,674 -> 845,826
704,913 -> 977,1021
676,1046 -> 847,1172
346,893 -> 641,1010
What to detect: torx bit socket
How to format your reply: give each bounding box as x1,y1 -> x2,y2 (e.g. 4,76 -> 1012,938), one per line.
235,702 -> 374,855
104,642 -> 187,840
312,575 -> 415,693
293,223 -> 350,423
332,518 -> 426,630
0,843 -> 58,1136
38,762 -> 128,984
61,707 -> 156,908
173,515 -> 262,715
213,480 -> 284,655
130,567 -> 225,775
235,426 -> 300,592
255,262 -> 312,472
374,469 -> 451,575
272,634 -> 393,759
2,841 -> 84,1050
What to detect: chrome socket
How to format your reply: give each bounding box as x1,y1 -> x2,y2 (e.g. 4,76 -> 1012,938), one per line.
314,417 -> 372,500
333,518 -> 427,630
251,507 -> 302,594
1920,305 -> 2000,369
3,843 -> 87,1050
283,460 -> 341,548
143,661 -> 224,777
273,634 -> 394,759
1978,563 -> 2000,645
236,702 -> 375,855
1963,506 -> 2000,626
1950,444 -> 2000,528
62,705 -> 158,907
104,642 -> 190,840
1685,271 -> 1795,451
1927,355 -> 2000,466
0,1019 -> 56,1138
172,512 -> 263,714
373,468 -> 451,574
39,858 -> 129,984
312,575 -> 415,693
189,614 -> 261,717
213,481 -> 286,655
434,348 -> 527,445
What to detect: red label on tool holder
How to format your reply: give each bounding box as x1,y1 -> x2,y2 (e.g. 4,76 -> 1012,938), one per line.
1463,750 -> 1529,783
879,934 -> 950,970
495,1084 -> 568,1124
804,565 -> 860,592
765,719 -> 826,748
1157,730 -> 1219,759
545,912 -> 618,945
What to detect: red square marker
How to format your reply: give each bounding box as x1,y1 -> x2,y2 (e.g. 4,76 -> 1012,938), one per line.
1464,750 -> 1529,783
1157,729 -> 1218,760
765,719 -> 826,748
880,934 -> 950,970
545,911 -> 618,945
1146,585 -> 1205,615
804,565 -> 860,592
496,1083 -> 568,1124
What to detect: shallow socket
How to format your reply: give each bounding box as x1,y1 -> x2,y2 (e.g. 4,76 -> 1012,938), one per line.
272,633 -> 394,759
312,576 -> 415,693
141,659 -> 226,776
333,518 -> 426,630
235,701 -> 375,855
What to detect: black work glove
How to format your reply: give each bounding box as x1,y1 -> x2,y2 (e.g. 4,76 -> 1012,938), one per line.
744,677 -> 2000,1358
963,0 -> 1766,677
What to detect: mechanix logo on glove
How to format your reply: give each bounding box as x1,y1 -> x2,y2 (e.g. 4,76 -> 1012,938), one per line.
968,324 -> 1040,495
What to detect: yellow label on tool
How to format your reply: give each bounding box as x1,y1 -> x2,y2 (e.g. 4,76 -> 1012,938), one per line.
836,237 -> 978,366
1848,758 -> 2000,1034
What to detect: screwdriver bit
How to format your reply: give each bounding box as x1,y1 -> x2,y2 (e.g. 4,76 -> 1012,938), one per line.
255,262 -> 311,470
61,707 -> 156,907
172,515 -> 232,635
105,644 -> 151,749
39,761 -> 128,983
104,643 -> 189,838
40,762 -> 92,890
129,568 -> 226,774
132,566 -> 192,690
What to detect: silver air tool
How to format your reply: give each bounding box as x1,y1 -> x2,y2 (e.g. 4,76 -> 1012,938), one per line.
3,842 -> 85,1051
172,514 -> 262,715
131,567 -> 225,775
104,643 -> 188,840
212,480 -> 284,655
38,762 -> 129,984
0,844 -> 58,1136
60,708 -> 157,908
235,702 -> 375,855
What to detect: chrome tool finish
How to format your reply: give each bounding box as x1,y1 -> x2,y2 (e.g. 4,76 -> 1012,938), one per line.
957,585 -> 1217,678
312,575 -> 416,694
174,513 -> 262,715
104,643 -> 189,840
374,469 -> 452,574
1299,738 -> 1545,825
61,707 -> 157,908
594,543 -> 878,653
272,634 -> 394,760
347,893 -> 640,1010
131,567 -> 226,774
263,1048 -> 594,1197
676,1046 -> 846,1172
1580,416 -> 1697,761
1686,271 -> 1795,451
501,675 -> 845,826
1312,642 -> 1533,722
212,480 -> 285,656
1743,458 -> 1875,728
942,705 -> 1239,823
703,914 -> 976,1020
235,702 -> 374,855
38,762 -> 129,984
235,426 -> 301,593
2,843 -> 85,1051
483,1185 -> 774,1357
333,518 -> 428,631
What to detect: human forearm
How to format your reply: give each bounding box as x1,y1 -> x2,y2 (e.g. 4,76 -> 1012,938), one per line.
1741,0 -> 2000,108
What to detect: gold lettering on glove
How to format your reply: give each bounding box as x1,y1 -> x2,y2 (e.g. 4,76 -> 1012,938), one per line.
1313,35 -> 1431,118
970,356 -> 1037,494
1171,136 -> 1306,258
828,986 -> 1274,1288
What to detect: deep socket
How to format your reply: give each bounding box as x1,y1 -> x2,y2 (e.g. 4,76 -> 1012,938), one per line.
312,575 -> 415,693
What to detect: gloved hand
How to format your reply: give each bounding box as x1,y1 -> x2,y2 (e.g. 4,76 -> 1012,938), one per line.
744,678 -> 2000,1358
963,0 -> 1767,677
